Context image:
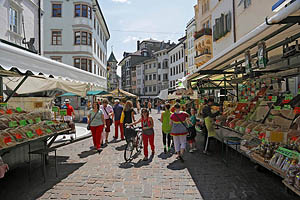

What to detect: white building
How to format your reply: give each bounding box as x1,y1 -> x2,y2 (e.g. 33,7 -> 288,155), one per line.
43,0 -> 109,89
186,18 -> 196,74
154,48 -> 170,92
136,62 -> 144,96
0,0 -> 42,53
168,38 -> 185,90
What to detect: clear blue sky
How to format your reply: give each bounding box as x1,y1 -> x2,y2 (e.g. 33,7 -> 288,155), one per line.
99,0 -> 196,74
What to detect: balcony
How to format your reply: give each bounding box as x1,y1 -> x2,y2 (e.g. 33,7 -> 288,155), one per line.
195,52 -> 212,67
194,28 -> 212,40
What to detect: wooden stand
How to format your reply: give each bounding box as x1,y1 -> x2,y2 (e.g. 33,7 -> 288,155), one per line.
283,180 -> 300,196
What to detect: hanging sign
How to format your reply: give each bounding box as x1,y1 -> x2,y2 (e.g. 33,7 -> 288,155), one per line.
245,50 -> 252,74
257,41 -> 267,69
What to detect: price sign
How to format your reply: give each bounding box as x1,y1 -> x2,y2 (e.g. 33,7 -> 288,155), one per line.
35,117 -> 41,123
271,96 -> 277,102
9,121 -> 18,128
47,121 -> 54,125
15,133 -> 23,139
52,106 -> 59,112
35,129 -> 43,136
60,109 -> 67,116
4,137 -> 12,144
46,129 -> 52,134
276,147 -> 300,159
283,105 -> 292,110
6,109 -> 13,114
28,119 -> 34,124
294,107 -> 300,114
16,107 -> 22,112
19,120 -> 27,126
26,131 -> 34,138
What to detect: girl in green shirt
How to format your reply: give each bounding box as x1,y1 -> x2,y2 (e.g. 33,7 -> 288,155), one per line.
160,104 -> 172,153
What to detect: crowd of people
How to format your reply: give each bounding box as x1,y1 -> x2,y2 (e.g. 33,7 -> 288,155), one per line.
86,97 -> 220,162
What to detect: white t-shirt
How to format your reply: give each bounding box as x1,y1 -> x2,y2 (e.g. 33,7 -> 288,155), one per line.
100,105 -> 113,120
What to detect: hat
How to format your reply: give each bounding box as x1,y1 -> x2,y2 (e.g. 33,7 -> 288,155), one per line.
114,99 -> 120,103
64,99 -> 70,103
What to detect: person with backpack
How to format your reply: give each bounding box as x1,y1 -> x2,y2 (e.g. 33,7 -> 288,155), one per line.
127,108 -> 155,161
170,103 -> 190,162
88,101 -> 105,153
161,104 -> 172,153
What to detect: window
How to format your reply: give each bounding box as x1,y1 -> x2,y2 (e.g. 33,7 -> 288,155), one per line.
153,74 -> 156,80
52,4 -> 62,17
170,68 -> 172,76
176,65 -> 178,74
97,24 -> 99,35
94,40 -> 96,53
242,0 -> 251,9
149,64 -> 152,69
158,75 -> 161,81
149,86 -> 152,92
145,75 -> 148,81
74,58 -> 80,68
74,4 -> 92,19
149,75 -> 152,80
81,58 -> 87,71
153,86 -> 156,92
51,57 -> 62,62
158,63 -> 161,69
163,73 -> 168,81
153,63 -> 156,68
52,31 -> 62,45
94,64 -> 96,74
9,8 -> 18,33
181,63 -> 184,73
74,31 -> 92,45
94,18 -> 96,29
88,60 -> 92,72
145,87 -> 148,93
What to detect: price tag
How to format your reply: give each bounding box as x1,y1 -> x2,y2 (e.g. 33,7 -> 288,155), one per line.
35,129 -> 43,136
19,120 -> 27,126
276,147 -> 300,159
283,105 -> 292,110
46,129 -> 52,134
199,99 -> 204,103
9,121 -> 18,128
47,121 -> 54,125
4,137 -> 12,144
28,119 -> 34,124
271,96 -> 277,102
35,117 -> 41,123
294,107 -> 300,114
52,106 -> 59,112
6,109 -> 13,114
16,107 -> 22,112
26,131 -> 34,138
60,109 -> 67,116
274,106 -> 281,110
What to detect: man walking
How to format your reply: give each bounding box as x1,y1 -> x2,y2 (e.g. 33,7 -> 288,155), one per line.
148,101 -> 152,113
113,99 -> 124,141
100,99 -> 114,146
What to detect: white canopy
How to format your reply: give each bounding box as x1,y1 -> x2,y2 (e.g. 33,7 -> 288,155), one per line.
4,76 -> 89,97
0,42 -> 107,88
158,89 -> 168,100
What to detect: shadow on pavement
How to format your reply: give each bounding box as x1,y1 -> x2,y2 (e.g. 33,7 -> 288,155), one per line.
0,156 -> 85,200
115,144 -> 127,151
167,159 -> 186,170
157,152 -> 173,160
78,149 -> 99,158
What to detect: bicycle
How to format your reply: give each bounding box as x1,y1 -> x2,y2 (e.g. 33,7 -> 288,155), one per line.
124,126 -> 143,162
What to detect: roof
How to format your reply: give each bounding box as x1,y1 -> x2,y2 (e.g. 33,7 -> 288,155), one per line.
107,52 -> 118,63
141,38 -> 161,43
96,0 -> 110,39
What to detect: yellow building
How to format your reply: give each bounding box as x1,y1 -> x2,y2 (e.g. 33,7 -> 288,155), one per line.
194,0 -> 213,69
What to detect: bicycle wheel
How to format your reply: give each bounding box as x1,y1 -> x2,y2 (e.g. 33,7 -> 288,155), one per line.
136,133 -> 143,153
124,140 -> 134,162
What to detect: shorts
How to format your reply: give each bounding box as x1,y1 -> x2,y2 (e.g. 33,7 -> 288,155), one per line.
105,119 -> 111,132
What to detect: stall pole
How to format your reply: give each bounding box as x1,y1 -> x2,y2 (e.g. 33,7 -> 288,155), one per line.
5,75 -> 28,103
0,77 -> 3,102
236,83 -> 239,102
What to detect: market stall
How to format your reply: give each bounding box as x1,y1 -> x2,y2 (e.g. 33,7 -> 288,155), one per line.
186,1 -> 300,196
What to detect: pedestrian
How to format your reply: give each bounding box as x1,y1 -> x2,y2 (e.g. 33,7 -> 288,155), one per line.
63,99 -> 76,138
136,99 -> 141,114
161,104 -> 172,153
170,99 -> 181,113
127,108 -> 155,161
144,101 -> 147,109
170,103 -> 190,162
100,99 -> 114,146
187,108 -> 197,153
202,98 -> 220,155
148,101 -> 152,113
121,100 -> 135,141
157,101 -> 161,114
113,99 -> 124,141
88,101 -> 105,153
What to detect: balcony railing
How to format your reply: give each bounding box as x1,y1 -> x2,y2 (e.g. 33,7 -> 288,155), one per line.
194,28 -> 212,40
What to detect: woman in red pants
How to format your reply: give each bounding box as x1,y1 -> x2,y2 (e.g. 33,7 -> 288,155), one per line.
127,108 -> 155,161
88,102 -> 105,153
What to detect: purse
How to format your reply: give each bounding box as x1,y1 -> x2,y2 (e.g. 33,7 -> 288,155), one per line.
87,111 -> 98,130
104,107 -> 113,125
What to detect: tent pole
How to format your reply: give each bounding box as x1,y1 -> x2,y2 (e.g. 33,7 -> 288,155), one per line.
0,77 -> 3,102
5,75 -> 28,103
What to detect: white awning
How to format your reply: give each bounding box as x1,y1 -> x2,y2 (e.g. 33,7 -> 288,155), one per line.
0,41 -> 107,88
158,89 -> 168,100
188,0 -> 300,81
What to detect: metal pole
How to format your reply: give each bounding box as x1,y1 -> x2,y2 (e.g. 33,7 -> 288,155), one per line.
0,77 -> 3,102
5,76 -> 28,103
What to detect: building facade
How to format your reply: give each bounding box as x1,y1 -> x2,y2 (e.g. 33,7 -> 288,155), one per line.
143,58 -> 158,97
0,0 -> 42,53
43,0 -> 109,89
136,62 -> 144,95
107,51 -> 118,91
168,39 -> 185,90
154,48 -> 170,92
186,18 -> 196,75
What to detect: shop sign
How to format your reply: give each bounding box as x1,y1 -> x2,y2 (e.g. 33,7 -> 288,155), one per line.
257,41 -> 267,69
244,50 -> 252,74
213,11 -> 232,41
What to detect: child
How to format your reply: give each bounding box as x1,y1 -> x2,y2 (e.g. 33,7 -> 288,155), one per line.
187,108 -> 197,153
127,109 -> 155,161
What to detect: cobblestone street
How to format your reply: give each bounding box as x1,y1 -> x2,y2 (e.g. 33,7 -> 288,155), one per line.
0,112 -> 298,200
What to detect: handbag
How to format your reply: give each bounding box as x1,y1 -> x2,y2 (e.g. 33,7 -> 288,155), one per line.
173,112 -> 194,139
103,106 -> 113,125
87,111 -> 98,130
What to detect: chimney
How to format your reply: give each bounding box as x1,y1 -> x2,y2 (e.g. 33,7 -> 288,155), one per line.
137,40 -> 140,51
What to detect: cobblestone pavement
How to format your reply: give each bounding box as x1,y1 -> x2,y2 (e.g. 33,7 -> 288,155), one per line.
0,112 -> 298,200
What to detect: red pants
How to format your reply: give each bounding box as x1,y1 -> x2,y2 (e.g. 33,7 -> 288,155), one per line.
142,134 -> 155,157
90,125 -> 104,149
114,120 -> 124,139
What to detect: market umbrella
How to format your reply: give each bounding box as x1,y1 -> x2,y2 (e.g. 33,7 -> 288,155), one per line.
102,89 -> 137,98
58,92 -> 79,97
87,90 -> 109,96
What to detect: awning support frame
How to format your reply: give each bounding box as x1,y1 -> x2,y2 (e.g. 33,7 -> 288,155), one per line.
5,75 -> 29,103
